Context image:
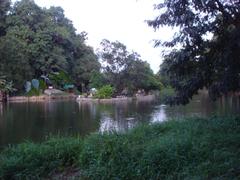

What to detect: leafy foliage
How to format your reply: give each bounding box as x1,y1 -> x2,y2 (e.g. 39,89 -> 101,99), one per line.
89,70 -> 106,89
0,0 -> 10,36
0,76 -> 16,93
98,39 -> 161,94
26,87 -> 40,96
0,0 -> 100,91
148,0 -> 240,105
49,71 -> 72,89
94,85 -> 114,99
122,60 -> 162,92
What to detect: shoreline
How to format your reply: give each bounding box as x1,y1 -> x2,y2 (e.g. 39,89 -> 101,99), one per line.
8,94 -> 77,102
7,94 -> 156,103
71,94 -> 155,103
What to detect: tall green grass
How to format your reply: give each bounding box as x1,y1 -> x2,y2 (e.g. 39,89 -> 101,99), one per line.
0,137 -> 82,179
79,116 -> 240,179
1,116 -> 240,179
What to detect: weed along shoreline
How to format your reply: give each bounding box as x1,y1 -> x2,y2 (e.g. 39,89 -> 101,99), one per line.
0,116 -> 239,179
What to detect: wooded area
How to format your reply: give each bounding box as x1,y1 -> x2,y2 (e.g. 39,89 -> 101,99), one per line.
0,0 -> 161,98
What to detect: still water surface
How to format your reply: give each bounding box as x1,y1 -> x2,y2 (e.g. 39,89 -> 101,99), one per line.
0,94 -> 239,148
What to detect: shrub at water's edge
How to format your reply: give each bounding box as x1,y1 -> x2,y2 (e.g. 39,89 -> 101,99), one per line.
0,116 -> 240,179
94,85 -> 114,99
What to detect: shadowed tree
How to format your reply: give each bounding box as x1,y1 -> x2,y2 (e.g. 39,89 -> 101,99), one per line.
148,0 -> 240,105
0,0 -> 10,36
0,0 -> 100,91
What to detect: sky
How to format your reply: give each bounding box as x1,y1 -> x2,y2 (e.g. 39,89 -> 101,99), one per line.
14,0 -> 175,73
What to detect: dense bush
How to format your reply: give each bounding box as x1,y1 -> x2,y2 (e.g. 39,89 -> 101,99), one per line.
94,85 -> 114,99
49,71 -> 73,89
89,70 -> 106,89
0,0 -> 100,91
25,79 -> 47,96
39,79 -> 47,91
26,87 -> 41,96
0,76 -> 16,94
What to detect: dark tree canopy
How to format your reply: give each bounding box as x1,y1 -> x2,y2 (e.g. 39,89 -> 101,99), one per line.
148,0 -> 240,105
0,0 -> 10,36
0,0 -> 100,90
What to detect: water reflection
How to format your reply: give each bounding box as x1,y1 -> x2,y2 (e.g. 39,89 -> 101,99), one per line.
0,93 -> 239,148
151,105 -> 167,123
92,101 -> 139,132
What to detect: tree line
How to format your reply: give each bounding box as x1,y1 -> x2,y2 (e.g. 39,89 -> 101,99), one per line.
0,0 -> 161,96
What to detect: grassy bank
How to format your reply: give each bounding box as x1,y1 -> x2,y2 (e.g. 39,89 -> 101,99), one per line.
1,116 -> 240,179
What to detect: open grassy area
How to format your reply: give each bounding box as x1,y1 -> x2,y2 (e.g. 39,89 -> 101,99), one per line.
1,116 -> 240,179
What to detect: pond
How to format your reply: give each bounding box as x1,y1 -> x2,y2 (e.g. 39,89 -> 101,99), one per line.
0,93 -> 239,148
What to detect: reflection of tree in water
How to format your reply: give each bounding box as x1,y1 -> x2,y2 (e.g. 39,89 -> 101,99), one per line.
0,103 -> 15,148
162,93 -> 215,119
74,101 -> 101,135
100,116 -> 129,133
151,105 -> 167,123
77,101 -> 98,121
1,95 -> 239,148
98,100 -> 157,133
0,103 -> 4,148
131,100 -> 161,124
0,103 -> 3,117
217,95 -> 240,115
99,102 -> 134,132
163,93 -> 240,119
